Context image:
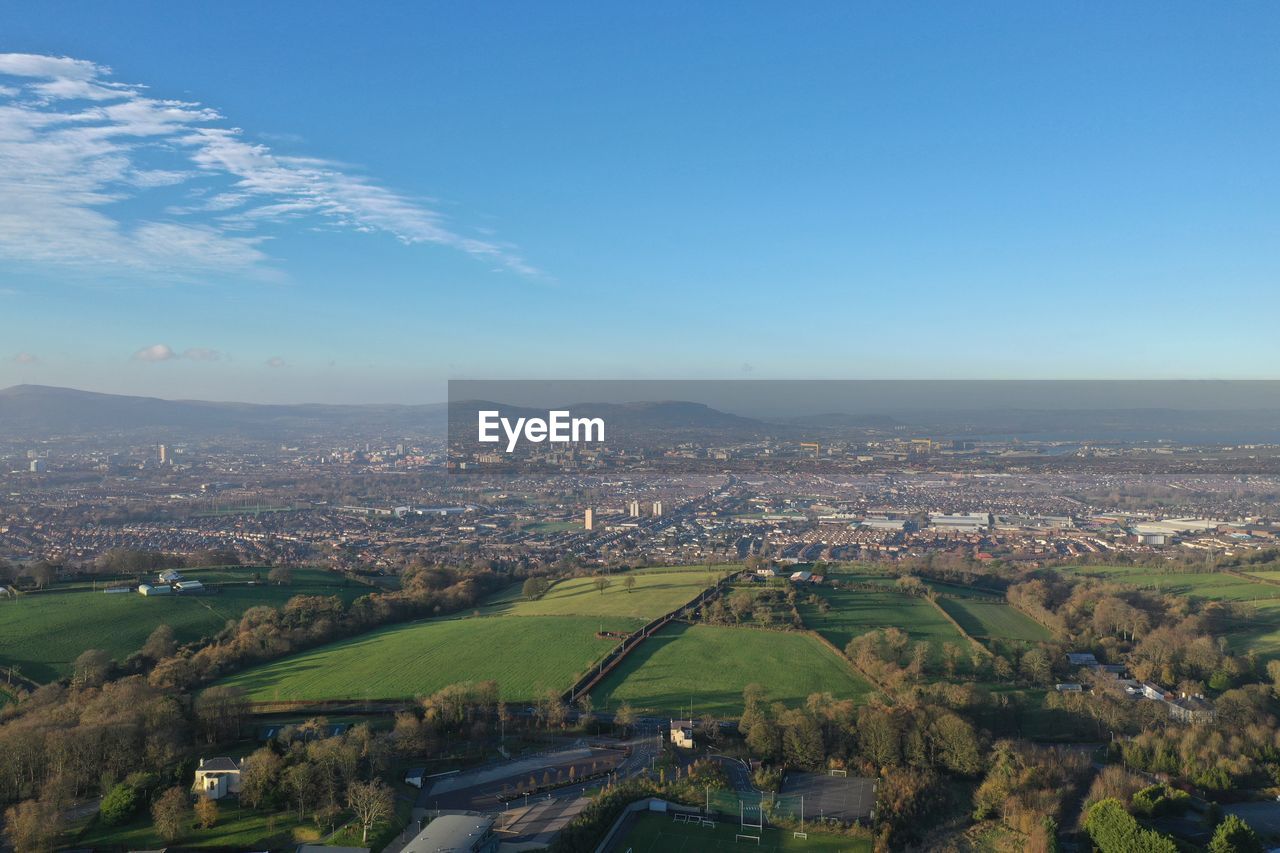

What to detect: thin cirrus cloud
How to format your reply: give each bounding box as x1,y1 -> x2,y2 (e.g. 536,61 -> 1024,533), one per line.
131,344 -> 224,362
0,52 -> 537,278
13,352 -> 39,365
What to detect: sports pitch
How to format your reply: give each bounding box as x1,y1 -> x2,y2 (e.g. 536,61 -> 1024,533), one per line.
612,812 -> 871,853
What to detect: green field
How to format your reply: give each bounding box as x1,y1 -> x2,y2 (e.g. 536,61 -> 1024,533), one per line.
1217,599 -> 1280,659
486,565 -> 735,621
798,585 -> 966,659
73,802 -> 322,850
824,568 -> 1001,600
1057,565 -> 1280,602
218,613 -> 643,702
0,572 -> 367,683
936,598 -> 1051,643
589,623 -> 873,717
521,520 -> 582,534
612,812 -> 870,853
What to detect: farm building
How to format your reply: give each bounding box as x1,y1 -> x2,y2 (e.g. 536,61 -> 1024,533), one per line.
192,757 -> 241,799
136,583 -> 171,596
159,569 -> 184,583
175,580 -> 204,593
669,719 -> 695,749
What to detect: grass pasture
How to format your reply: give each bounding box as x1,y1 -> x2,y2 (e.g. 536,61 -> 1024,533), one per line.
218,613 -> 643,703
589,623 -> 872,717
1057,565 -> 1280,603
798,585 -> 966,660
0,575 -> 366,683
487,565 -> 735,621
1217,599 -> 1280,660
936,598 -> 1051,643
612,811 -> 870,853
824,568 -> 999,600
72,801 -> 322,850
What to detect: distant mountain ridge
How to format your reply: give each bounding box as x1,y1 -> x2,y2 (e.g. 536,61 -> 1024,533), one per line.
0,384 -> 448,437
6,385 -> 1280,444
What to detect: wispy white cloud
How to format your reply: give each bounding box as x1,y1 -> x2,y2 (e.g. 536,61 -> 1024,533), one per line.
132,343 -> 226,362
12,352 -> 39,364
132,343 -> 177,362
265,356 -> 287,368
0,53 -> 537,278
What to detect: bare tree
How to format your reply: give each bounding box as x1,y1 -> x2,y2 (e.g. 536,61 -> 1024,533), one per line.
151,786 -> 190,843
3,799 -> 62,853
614,701 -> 636,737
141,624 -> 177,660
194,796 -> 219,829
72,649 -> 112,688
594,576 -> 612,595
347,779 -> 393,843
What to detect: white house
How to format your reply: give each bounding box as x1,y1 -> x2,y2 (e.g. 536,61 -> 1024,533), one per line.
669,719 -> 695,749
192,757 -> 241,799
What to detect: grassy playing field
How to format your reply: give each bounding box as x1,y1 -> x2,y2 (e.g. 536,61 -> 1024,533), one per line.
589,623 -> 873,717
217,613 -> 644,702
613,811 -> 871,853
798,585 -> 966,659
936,598 -> 1051,643
0,573 -> 367,683
1056,565 -> 1280,602
486,565 -> 736,621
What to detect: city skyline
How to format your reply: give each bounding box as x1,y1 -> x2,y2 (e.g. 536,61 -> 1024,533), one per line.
2,2 -> 1279,403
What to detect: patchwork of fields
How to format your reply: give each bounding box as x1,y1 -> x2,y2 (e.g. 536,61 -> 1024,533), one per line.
589,622 -> 873,717
0,568 -> 367,683
218,566 -> 738,703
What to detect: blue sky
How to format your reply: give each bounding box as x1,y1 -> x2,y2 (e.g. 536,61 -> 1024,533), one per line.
1,2 -> 1278,403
